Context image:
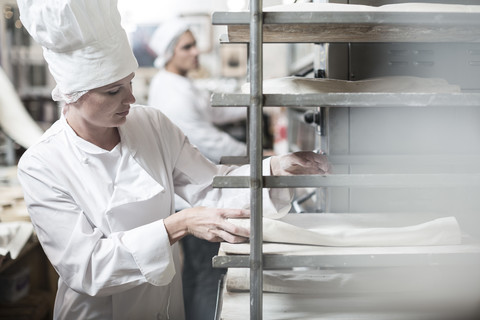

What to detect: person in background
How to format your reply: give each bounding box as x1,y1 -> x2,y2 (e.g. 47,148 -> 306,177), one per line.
147,18 -> 251,320
16,1 -> 330,319
148,19 -> 248,164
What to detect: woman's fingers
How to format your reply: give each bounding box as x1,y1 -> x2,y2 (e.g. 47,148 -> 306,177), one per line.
209,228 -> 249,243
294,152 -> 330,174
271,151 -> 331,176
220,208 -> 251,219
212,209 -> 250,241
185,207 -> 250,243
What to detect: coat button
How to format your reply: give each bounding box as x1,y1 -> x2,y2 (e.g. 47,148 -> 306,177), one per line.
82,157 -> 89,164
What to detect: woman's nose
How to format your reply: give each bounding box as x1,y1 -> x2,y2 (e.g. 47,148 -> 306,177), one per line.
124,88 -> 136,104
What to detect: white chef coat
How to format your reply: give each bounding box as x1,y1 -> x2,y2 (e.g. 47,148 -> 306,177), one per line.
17,105 -> 290,320
148,70 -> 247,164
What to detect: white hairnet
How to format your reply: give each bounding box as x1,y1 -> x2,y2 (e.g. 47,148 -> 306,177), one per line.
51,88 -> 89,104
149,19 -> 190,68
17,0 -> 138,102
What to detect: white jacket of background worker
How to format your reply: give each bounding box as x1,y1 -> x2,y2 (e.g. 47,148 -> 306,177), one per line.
17,105 -> 291,319
148,69 -> 247,164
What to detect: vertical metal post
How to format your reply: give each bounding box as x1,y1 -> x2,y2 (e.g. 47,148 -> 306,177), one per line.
312,0 -> 327,213
249,0 -> 263,319
316,106 -> 330,213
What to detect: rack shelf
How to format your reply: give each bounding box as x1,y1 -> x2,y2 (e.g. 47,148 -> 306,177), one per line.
213,11 -> 480,43
213,243 -> 480,269
212,92 -> 480,108
213,173 -> 480,189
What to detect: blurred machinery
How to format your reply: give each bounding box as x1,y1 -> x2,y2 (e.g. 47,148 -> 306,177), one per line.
0,2 -> 56,165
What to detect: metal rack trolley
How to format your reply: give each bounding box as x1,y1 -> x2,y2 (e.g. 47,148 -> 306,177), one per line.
211,2 -> 480,319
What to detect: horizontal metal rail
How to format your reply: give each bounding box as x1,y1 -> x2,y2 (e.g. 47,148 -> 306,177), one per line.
213,174 -> 480,189
211,92 -> 480,108
213,251 -> 480,269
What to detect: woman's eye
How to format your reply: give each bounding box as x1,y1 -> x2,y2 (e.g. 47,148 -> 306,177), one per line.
108,90 -> 120,95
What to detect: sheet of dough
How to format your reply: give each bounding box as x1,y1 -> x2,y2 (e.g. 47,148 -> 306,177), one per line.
220,288 -> 480,320
0,67 -> 44,148
228,214 -> 461,247
225,264 -> 478,295
264,2 -> 480,13
241,76 -> 461,94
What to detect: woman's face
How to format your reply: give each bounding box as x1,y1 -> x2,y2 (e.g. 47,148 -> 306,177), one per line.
70,73 -> 136,129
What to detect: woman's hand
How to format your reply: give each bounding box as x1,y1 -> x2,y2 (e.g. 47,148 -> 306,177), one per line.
270,151 -> 330,176
163,207 -> 250,245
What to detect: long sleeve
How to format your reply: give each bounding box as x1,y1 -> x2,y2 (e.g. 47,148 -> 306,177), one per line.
148,70 -> 247,163
17,119 -> 176,297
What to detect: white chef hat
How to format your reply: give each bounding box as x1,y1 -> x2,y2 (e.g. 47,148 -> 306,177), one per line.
17,0 -> 138,102
149,19 -> 190,68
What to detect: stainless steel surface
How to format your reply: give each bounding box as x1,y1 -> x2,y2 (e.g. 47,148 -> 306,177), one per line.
348,43 -> 480,89
248,0 -> 263,318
